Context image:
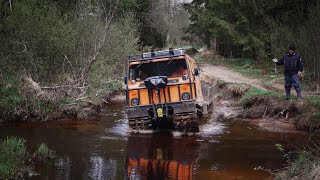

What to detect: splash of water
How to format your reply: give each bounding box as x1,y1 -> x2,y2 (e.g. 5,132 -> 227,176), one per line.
198,121 -> 225,137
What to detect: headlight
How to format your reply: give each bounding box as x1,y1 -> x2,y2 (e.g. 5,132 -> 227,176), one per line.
182,74 -> 188,80
182,92 -> 191,100
131,98 -> 140,106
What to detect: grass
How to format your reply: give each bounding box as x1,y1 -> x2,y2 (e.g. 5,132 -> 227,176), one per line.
0,137 -> 27,178
0,70 -> 123,122
0,137 -> 54,179
35,143 -> 55,161
0,75 -> 23,118
302,96 -> 320,129
239,87 -> 282,106
275,144 -> 320,180
243,87 -> 278,97
306,96 -> 320,109
0,73 -> 70,121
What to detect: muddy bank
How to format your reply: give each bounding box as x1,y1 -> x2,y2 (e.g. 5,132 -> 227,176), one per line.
206,76 -> 319,133
0,86 -> 126,124
44,90 -> 126,122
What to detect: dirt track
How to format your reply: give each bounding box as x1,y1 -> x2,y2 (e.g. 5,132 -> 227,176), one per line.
199,63 -> 283,91
199,63 -> 300,133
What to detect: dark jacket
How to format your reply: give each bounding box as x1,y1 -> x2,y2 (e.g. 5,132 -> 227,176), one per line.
276,53 -> 303,76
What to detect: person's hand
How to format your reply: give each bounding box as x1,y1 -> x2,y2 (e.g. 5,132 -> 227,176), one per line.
272,58 -> 278,63
298,71 -> 304,78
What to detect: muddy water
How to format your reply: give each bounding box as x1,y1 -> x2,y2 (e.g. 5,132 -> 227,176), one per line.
0,102 -> 315,180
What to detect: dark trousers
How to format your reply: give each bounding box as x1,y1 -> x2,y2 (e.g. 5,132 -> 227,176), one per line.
285,74 -> 302,98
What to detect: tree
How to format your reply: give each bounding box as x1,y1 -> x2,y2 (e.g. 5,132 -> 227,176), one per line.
184,0 -> 320,82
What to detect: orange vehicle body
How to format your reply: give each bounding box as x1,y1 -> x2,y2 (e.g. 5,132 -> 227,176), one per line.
125,49 -> 211,131
127,158 -> 193,180
125,134 -> 199,179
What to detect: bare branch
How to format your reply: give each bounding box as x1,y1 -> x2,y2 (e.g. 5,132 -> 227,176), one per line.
8,0 -> 12,12
64,55 -> 74,70
79,0 -> 120,81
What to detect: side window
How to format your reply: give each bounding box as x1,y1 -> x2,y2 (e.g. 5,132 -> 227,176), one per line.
169,59 -> 188,78
129,68 -> 135,81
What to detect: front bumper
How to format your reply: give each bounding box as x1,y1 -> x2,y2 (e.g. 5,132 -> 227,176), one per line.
126,101 -> 197,119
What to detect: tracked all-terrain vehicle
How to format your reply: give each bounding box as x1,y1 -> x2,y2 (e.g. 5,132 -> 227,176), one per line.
125,49 -> 212,131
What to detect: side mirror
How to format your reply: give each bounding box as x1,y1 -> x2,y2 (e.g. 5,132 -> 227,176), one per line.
124,76 -> 127,84
194,68 -> 200,76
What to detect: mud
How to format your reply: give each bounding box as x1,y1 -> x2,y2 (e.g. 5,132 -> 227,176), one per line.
249,119 -> 299,133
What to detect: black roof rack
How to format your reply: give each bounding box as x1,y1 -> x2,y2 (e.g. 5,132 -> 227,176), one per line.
127,48 -> 186,62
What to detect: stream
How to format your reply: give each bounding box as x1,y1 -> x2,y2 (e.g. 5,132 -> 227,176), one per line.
0,101 -> 314,180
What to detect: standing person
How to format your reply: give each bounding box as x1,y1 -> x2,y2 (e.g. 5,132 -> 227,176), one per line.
272,44 -> 304,100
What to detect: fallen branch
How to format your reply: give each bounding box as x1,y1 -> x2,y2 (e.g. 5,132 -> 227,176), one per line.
41,85 -> 89,89
262,106 -> 268,118
64,103 -> 78,106
266,106 -> 278,119
75,96 -> 87,101
101,98 -> 108,104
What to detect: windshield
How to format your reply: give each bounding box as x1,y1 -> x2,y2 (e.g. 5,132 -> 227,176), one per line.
129,59 -> 188,81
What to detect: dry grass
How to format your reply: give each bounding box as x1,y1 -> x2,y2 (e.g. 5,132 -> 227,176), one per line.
275,144 -> 320,180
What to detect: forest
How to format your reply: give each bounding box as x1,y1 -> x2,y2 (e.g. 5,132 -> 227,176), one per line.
0,0 -> 320,121
0,0 -> 189,120
185,0 -> 320,82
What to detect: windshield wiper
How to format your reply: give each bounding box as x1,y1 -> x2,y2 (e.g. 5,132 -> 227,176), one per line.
160,59 -> 173,69
134,60 -> 152,70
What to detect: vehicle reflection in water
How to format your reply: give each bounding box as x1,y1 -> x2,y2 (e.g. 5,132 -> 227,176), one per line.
54,156 -> 71,180
88,156 -> 117,180
126,133 -> 199,180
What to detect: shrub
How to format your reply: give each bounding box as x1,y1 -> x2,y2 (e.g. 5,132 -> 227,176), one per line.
35,143 -> 55,161
0,137 -> 54,179
275,144 -> 320,180
0,137 -> 27,178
